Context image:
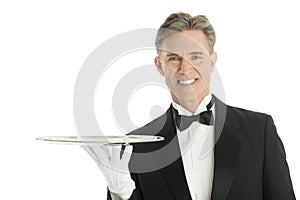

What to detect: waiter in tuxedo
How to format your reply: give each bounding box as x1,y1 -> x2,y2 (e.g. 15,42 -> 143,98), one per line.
84,12 -> 296,200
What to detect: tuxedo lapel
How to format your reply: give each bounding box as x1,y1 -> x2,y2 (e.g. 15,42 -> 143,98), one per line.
129,106 -> 192,199
160,156 -> 193,200
158,106 -> 193,200
211,97 -> 241,200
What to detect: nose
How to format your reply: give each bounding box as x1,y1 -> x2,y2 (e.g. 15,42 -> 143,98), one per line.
178,58 -> 194,74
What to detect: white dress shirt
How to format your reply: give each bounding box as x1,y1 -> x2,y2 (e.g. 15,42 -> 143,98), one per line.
172,93 -> 215,200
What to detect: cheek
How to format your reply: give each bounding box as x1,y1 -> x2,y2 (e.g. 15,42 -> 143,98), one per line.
162,69 -> 177,89
195,65 -> 210,77
194,60 -> 212,76
162,67 -> 175,79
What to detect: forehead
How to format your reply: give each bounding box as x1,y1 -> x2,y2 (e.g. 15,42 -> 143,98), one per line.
159,30 -> 210,55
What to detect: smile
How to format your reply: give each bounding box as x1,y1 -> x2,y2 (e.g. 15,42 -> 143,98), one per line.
178,78 -> 198,85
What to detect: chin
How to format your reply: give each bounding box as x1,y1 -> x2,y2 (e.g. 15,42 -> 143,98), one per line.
175,93 -> 199,103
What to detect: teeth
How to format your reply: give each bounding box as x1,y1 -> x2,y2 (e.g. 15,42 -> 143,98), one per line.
178,79 -> 196,85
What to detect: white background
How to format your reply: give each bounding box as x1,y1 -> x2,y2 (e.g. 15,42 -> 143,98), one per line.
0,0 -> 299,199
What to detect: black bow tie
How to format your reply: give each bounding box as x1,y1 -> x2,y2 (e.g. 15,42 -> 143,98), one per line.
173,98 -> 215,131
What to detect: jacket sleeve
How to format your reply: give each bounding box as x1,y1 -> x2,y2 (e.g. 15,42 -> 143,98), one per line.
263,115 -> 296,199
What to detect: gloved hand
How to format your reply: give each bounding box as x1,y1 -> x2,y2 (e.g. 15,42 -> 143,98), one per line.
83,144 -> 135,200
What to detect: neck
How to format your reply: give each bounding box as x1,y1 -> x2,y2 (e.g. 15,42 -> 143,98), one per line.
178,100 -> 200,113
172,91 -> 209,113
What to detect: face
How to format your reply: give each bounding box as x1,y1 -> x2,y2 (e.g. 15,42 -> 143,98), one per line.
155,30 -> 217,106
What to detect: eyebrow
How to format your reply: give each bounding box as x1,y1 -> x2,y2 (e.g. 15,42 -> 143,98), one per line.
166,53 -> 179,57
188,51 -> 204,55
165,51 -> 204,57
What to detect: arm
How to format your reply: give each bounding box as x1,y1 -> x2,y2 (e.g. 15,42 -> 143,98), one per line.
107,149 -> 144,200
263,115 -> 296,199
107,172 -> 143,200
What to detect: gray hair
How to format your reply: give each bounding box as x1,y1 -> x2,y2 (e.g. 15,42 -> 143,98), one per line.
155,12 -> 216,54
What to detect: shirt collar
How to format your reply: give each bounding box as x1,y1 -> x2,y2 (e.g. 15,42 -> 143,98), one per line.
172,93 -> 212,116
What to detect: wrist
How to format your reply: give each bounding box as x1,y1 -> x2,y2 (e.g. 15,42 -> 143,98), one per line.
108,178 -> 135,200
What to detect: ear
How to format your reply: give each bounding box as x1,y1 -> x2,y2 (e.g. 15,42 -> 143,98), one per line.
209,52 -> 217,72
154,56 -> 165,76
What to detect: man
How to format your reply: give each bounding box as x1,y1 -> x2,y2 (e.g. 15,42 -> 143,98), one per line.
84,12 -> 296,200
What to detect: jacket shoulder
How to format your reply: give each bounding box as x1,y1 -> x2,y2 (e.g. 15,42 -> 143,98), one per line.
227,105 -> 270,123
128,111 -> 169,136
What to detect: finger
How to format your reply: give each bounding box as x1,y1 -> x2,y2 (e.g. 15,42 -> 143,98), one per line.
119,145 -> 133,172
110,145 -> 122,164
98,145 -> 113,158
121,145 -> 133,162
110,145 -> 132,161
108,145 -> 129,171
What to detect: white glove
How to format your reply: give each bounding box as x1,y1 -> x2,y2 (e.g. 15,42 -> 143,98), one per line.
83,144 -> 135,200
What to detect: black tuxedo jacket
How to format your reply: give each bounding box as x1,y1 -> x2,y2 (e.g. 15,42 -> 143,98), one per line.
108,97 -> 296,200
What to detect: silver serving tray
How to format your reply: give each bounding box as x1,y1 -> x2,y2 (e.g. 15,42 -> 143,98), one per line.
36,135 -> 165,145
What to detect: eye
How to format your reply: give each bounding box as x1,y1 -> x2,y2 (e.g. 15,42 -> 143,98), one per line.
168,56 -> 181,62
190,55 -> 202,60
